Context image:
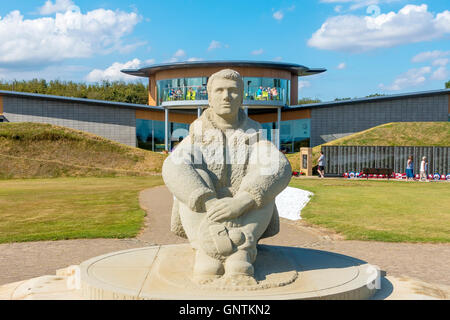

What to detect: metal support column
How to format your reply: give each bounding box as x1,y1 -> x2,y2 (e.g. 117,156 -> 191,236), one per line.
277,107 -> 281,149
244,106 -> 248,115
197,107 -> 202,118
164,108 -> 169,152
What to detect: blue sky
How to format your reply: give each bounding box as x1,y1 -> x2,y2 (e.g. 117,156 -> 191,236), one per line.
0,0 -> 449,101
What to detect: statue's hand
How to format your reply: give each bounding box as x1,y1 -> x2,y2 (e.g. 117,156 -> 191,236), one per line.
206,193 -> 255,223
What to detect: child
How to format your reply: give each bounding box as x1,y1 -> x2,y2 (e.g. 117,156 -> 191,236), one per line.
420,156 -> 427,182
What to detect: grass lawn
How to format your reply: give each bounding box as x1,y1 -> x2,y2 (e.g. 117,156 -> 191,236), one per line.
0,176 -> 163,243
290,178 -> 450,243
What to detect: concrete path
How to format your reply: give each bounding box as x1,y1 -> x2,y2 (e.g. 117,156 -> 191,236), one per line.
1,185 -> 449,290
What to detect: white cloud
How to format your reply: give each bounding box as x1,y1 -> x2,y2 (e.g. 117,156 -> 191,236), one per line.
251,48 -> 264,55
85,58 -> 154,82
273,56 -> 283,61
0,7 -> 141,68
334,5 -> 343,13
432,58 -> 449,67
430,66 -> 448,81
411,50 -> 449,82
337,62 -> 346,69
379,66 -> 431,91
164,50 -> 201,63
273,10 -> 284,21
308,4 -> 450,52
174,49 -> 186,58
321,0 -> 401,11
208,40 -> 222,51
411,50 -> 450,63
39,0 -> 75,15
272,6 -> 295,21
299,81 -> 311,90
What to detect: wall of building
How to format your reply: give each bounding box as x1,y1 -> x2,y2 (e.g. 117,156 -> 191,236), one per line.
2,95 -> 137,147
136,109 -> 197,124
310,94 -> 449,147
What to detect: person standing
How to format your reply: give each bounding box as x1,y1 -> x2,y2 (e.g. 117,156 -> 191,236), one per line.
420,156 -> 427,182
318,151 -> 325,178
256,86 -> 262,100
406,156 -> 414,181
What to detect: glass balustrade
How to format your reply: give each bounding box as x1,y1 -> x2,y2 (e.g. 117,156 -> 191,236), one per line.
244,86 -> 286,102
157,77 -> 290,105
159,86 -> 287,104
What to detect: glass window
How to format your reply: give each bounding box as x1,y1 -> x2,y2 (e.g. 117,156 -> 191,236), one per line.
157,77 -> 208,104
260,122 -> 276,143
136,119 -> 189,152
243,77 -> 289,104
279,119 -> 310,153
153,120 -> 166,151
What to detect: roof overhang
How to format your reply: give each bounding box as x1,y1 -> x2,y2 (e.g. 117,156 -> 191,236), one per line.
122,60 -> 326,78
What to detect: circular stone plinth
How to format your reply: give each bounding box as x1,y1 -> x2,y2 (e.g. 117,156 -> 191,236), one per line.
79,244 -> 379,300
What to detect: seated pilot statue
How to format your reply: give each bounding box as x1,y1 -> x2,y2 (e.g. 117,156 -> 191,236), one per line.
162,69 -> 292,285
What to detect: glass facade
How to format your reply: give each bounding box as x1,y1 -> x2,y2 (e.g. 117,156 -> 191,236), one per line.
279,118 -> 311,153
136,119 -> 189,152
157,77 -> 290,105
136,118 -> 310,153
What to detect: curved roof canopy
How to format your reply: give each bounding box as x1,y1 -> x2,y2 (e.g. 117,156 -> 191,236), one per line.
121,60 -> 326,77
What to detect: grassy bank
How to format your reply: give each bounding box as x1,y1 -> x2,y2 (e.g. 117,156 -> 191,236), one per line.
287,122 -> 450,171
0,122 -> 166,179
290,178 -> 450,243
0,176 -> 163,243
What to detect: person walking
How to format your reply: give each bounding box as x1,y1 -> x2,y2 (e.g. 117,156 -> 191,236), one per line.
318,151 -> 325,178
420,156 -> 428,182
406,156 -> 414,181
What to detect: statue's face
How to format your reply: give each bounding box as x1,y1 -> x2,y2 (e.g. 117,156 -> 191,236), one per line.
208,78 -> 242,119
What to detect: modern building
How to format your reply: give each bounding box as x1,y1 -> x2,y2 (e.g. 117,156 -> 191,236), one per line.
122,60 -> 326,151
0,60 -> 449,152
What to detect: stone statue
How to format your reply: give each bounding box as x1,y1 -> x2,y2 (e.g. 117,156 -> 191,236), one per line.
162,69 -> 292,285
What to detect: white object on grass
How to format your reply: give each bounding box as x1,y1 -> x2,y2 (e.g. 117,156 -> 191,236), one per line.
275,186 -> 314,221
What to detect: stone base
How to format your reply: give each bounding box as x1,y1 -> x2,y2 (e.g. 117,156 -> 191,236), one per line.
2,244 -> 450,300
78,244 -> 378,300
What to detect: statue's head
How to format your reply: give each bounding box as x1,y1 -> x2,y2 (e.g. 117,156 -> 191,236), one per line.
207,69 -> 244,120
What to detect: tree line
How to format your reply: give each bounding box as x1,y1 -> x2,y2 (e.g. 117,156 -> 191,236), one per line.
0,79 -> 149,105
298,93 -> 386,105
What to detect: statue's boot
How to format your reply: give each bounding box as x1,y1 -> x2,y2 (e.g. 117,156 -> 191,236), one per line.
193,249 -> 224,284
223,249 -> 257,285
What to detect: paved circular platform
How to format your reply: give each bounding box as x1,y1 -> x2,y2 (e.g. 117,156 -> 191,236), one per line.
79,244 -> 379,300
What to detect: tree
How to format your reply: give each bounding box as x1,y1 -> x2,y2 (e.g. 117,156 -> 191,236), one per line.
0,79 -> 149,105
298,97 -> 322,105
365,93 -> 386,98
446,80 -> 450,89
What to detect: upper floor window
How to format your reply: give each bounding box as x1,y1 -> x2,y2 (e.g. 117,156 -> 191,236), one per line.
157,77 -> 290,105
